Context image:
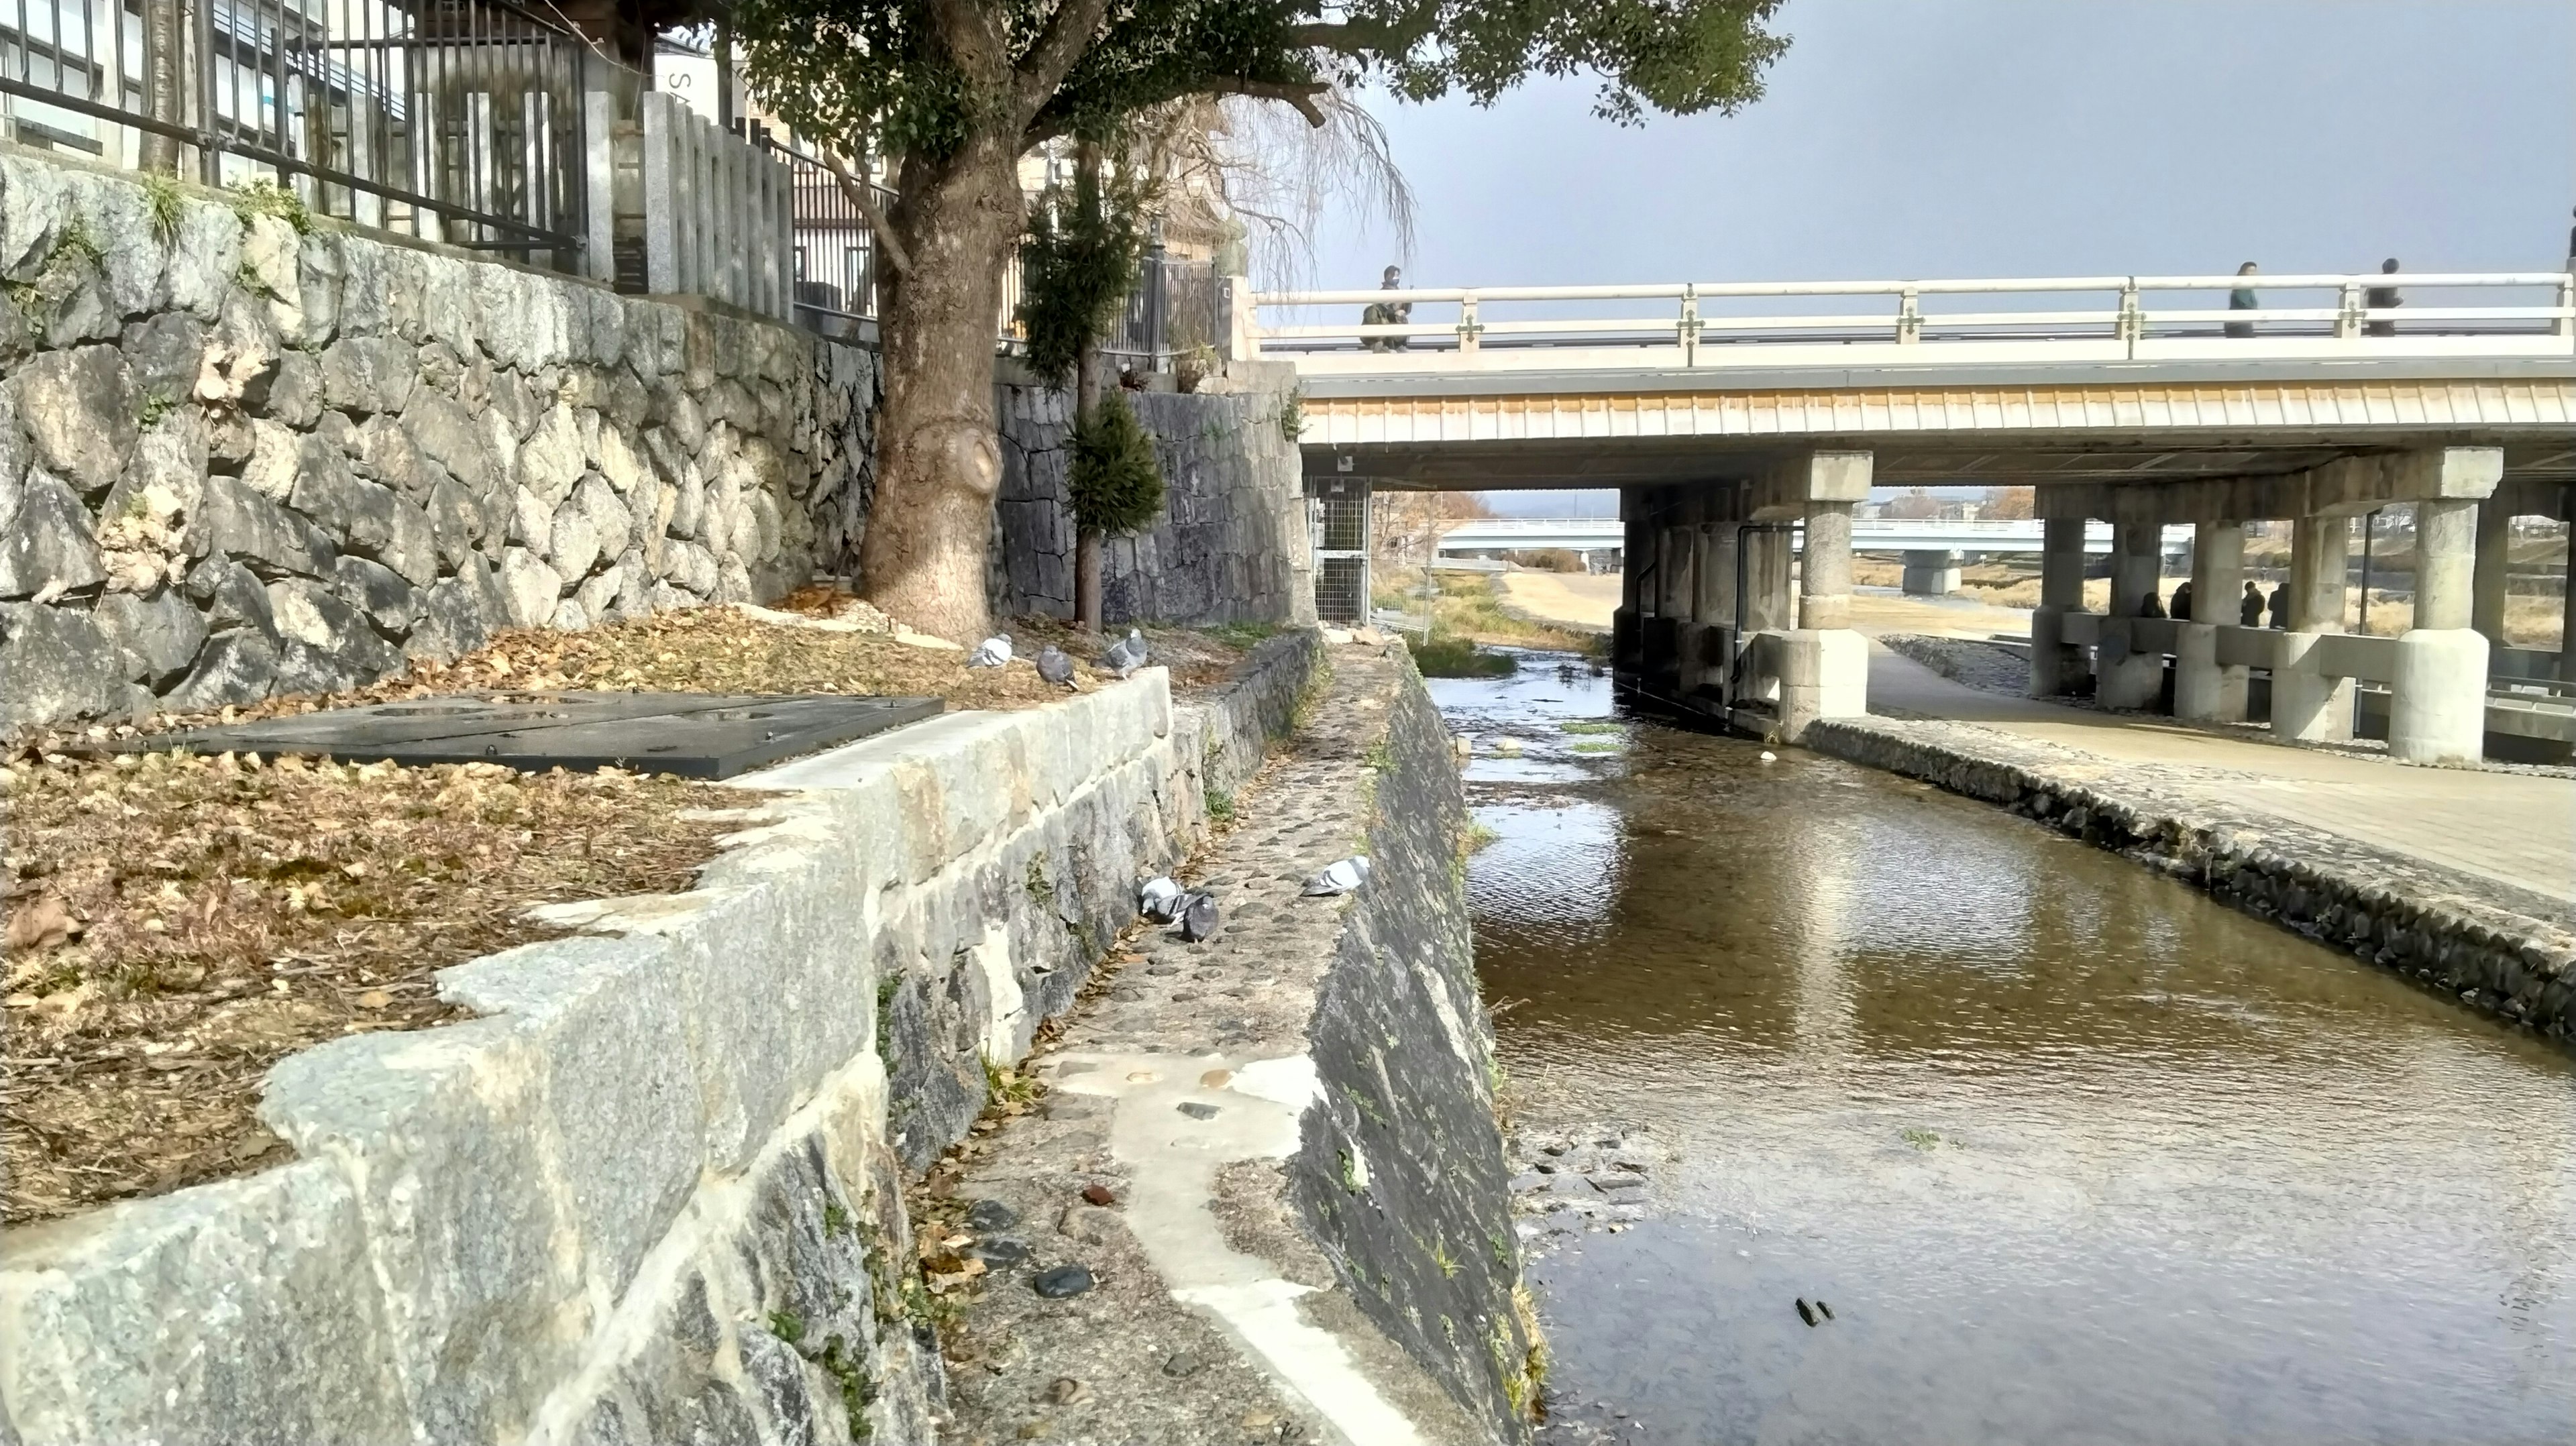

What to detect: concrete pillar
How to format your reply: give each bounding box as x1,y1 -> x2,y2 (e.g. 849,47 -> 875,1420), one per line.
2563,515 -> 2576,686
1743,528 -> 1794,633
1696,523 -> 1738,626
2471,498 -> 2512,644
2176,520 -> 2248,722
1801,502 -> 1854,631
2098,520 -> 2165,710
2391,498 -> 2487,763
2275,515 -> 2355,742
1900,549 -> 1962,596
1613,497 -> 1646,672
2029,516 -> 2089,697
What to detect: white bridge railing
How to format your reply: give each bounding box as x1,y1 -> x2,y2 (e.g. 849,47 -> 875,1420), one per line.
1248,272 -> 2576,375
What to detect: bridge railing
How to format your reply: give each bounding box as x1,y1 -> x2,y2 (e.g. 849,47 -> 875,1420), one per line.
1250,272 -> 2576,372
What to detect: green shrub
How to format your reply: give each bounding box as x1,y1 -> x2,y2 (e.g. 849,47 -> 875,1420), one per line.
1068,391 -> 1165,536
1412,636 -> 1515,679
1016,164 -> 1147,386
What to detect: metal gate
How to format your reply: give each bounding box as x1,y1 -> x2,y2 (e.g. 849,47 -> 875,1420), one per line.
1309,476 -> 1371,624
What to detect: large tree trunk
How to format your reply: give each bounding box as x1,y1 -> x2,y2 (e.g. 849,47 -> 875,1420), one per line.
137,0 -> 182,173
857,134 -> 1026,642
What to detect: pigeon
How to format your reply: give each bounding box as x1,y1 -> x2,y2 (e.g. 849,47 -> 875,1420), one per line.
1137,875 -> 1184,922
1795,1298 -> 1818,1327
967,633 -> 1014,668
1172,890 -> 1220,942
1034,644 -> 1075,689
1301,856 -> 1372,897
1105,628 -> 1148,679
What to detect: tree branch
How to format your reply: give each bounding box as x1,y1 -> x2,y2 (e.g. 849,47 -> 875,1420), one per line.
819,150 -> 912,276
1218,78 -> 1331,127
1018,0 -> 1118,113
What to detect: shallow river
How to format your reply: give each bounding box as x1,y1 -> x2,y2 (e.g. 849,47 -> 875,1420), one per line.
1433,653 -> 2576,1446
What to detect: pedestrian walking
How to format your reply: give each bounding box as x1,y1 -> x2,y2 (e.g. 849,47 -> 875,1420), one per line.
2225,262 -> 2259,339
2239,579 -> 2265,626
2364,258 -> 2401,337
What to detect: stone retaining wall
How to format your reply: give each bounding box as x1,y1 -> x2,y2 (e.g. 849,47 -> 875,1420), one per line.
0,146 -> 874,734
991,382 -> 1313,629
0,636 -> 1326,1445
1806,716 -> 2576,1038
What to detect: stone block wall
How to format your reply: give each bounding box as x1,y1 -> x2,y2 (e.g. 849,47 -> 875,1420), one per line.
991,381 -> 1313,629
0,639 -> 1326,1445
0,147 -> 875,734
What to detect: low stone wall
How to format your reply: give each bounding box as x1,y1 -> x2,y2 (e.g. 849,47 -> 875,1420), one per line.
934,642 -> 1534,1446
991,381 -> 1313,629
0,146 -> 875,734
0,636 -> 1326,1445
1806,716 -> 2576,1037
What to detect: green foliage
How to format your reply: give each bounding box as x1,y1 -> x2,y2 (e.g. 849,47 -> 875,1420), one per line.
227,178 -> 311,235
1203,787 -> 1234,822
1067,390 -> 1165,537
1412,636 -> 1515,678
1569,740 -> 1617,755
767,1310 -> 807,1345
50,217 -> 101,268
1902,1127 -> 1943,1152
140,171 -> 186,243
1558,720 -> 1621,735
1278,389 -> 1306,443
734,0 -> 1786,171
1016,162 -> 1148,384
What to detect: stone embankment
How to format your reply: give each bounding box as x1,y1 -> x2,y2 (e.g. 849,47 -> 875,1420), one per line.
1807,716 -> 2576,1037
931,644 -> 1542,1446
0,637 -> 1325,1444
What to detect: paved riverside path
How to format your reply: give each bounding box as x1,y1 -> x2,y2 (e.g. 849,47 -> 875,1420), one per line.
1866,646 -> 2576,906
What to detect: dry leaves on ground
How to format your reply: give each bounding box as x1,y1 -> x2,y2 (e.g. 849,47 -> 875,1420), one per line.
1,750 -> 728,1224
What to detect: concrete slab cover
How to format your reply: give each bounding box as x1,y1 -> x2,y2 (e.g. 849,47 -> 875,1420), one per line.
94,690 -> 943,778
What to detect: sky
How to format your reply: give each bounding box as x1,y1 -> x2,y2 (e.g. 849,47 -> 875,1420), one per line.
1292,0 -> 2575,515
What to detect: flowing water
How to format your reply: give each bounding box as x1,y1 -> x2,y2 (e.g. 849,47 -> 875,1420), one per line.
1435,653 -> 2576,1446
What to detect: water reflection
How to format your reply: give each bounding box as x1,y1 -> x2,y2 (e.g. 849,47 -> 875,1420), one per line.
1454,653 -> 2576,1445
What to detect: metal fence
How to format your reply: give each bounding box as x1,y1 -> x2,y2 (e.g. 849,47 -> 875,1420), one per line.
1101,249 -> 1220,373
1,0 -> 619,263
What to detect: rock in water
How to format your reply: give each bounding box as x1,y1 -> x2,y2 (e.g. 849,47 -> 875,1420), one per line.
1137,875 -> 1183,922
1175,891 -> 1220,943
1034,643 -> 1075,689
1301,856 -> 1372,897
967,632 -> 1014,668
1795,1298 -> 1817,1327
1104,627 -> 1147,679
1815,1300 -> 1834,1321
1032,1264 -> 1095,1298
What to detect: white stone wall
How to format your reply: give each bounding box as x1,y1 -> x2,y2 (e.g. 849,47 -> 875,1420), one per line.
0,150 -> 877,734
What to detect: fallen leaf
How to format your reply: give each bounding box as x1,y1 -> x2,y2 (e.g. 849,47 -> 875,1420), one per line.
6,895 -> 78,954
355,990 -> 391,1010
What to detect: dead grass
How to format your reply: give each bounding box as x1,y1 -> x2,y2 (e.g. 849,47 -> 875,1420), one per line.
3,753 -> 727,1225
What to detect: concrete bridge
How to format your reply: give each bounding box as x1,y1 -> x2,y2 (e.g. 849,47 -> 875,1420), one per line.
1245,270 -> 2576,763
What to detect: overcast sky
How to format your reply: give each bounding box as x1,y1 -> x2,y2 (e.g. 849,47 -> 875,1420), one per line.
1300,0 -> 2573,515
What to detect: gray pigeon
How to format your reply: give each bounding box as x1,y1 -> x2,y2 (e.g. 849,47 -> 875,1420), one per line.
967,633 -> 1014,668
1105,628 -> 1148,679
1138,875 -> 1183,922
1035,644 -> 1075,689
1301,856 -> 1372,897
1172,890 -> 1220,942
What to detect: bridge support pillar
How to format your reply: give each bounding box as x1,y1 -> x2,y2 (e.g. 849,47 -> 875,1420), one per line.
2176,520 -> 2248,722
1613,499 -> 1648,673
1678,522 -> 1739,700
1900,549 -> 1962,596
1780,497 -> 1866,741
2562,486 -> 2576,685
2392,498 -> 2487,764
2275,515 -> 2355,742
2098,521 -> 2167,710
2471,496 -> 2511,645
2029,518 -> 2091,697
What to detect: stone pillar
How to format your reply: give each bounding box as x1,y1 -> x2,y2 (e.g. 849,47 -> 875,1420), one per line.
1613,492 -> 1646,672
1696,522 -> 1738,626
2391,498 -> 2487,764
2097,520 -> 2165,710
1780,495 -> 1866,740
1657,520 -> 1695,620
2029,516 -> 2090,697
1900,549 -> 1962,596
1800,502 -> 1854,631
2176,520 -> 2247,721
1742,528 -> 1794,633
2274,514 -> 2355,742
2471,497 -> 2511,644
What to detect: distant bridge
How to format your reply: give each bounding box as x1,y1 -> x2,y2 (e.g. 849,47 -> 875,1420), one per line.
1432,517 -> 2192,557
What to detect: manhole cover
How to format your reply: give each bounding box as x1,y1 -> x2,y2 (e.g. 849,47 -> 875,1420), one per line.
105,691 -> 943,779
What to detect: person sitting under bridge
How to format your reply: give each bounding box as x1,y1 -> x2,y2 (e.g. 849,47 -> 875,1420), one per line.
1362,265 -> 1412,353
2240,580 -> 2266,626
2137,590 -> 2167,620
2170,579 -> 2194,620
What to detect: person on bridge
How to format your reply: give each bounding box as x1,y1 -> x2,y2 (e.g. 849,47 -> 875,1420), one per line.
1362,266 -> 1411,353
2365,259 -> 2402,337
2226,262 -> 2259,339
2268,581 -> 2290,628
2169,579 -> 2194,620
2240,580 -> 2265,626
